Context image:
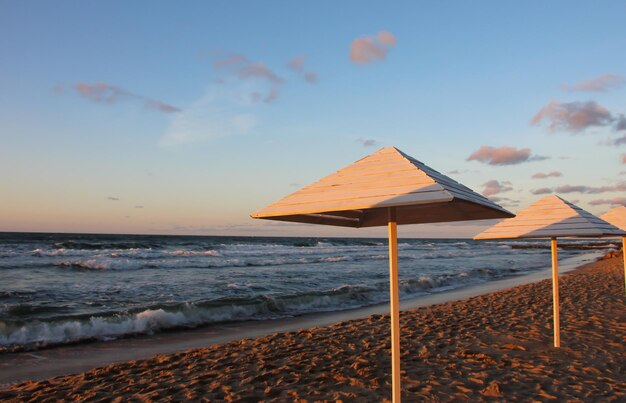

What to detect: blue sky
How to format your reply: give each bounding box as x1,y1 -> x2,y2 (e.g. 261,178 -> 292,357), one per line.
1,1 -> 625,237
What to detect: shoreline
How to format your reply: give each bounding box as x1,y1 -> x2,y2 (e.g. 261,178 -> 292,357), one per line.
2,253 -> 623,400
0,251 -> 601,387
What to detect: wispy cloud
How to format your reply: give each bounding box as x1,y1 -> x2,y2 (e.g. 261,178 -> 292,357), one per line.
531,183 -> 626,195
481,180 -> 513,197
599,133 -> 626,146
160,85 -> 256,146
531,188 -> 553,195
488,196 -> 520,207
531,171 -> 562,179
287,56 -> 318,83
447,169 -> 481,175
554,182 -> 626,194
350,31 -> 397,64
106,196 -> 120,201
356,138 -> 378,147
562,73 -> 624,92
616,115 -> 626,131
467,146 -> 548,166
135,205 -> 144,209
212,52 -> 283,103
589,197 -> 626,206
531,100 -> 613,133
623,154 -> 626,164
72,82 -> 180,113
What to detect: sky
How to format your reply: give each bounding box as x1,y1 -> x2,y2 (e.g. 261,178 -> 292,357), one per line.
1,1 -> 625,238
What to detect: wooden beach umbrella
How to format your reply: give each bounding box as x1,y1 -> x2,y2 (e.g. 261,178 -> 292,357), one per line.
251,147 -> 514,401
600,205 -> 626,293
474,195 -> 626,348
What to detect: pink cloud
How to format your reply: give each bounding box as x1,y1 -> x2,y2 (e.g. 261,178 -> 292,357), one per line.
73,82 -> 179,113
303,72 -> 318,83
481,180 -> 513,197
531,100 -> 613,133
623,154 -> 626,164
288,56 -> 305,72
378,31 -> 397,45
213,53 -> 248,68
531,171 -> 562,179
237,62 -> 283,84
466,146 -> 547,166
563,73 -> 624,92
350,31 -> 397,64
589,197 -> 626,206
287,56 -> 318,84
213,52 -> 283,103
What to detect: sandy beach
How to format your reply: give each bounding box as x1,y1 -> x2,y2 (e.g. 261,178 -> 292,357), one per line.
1,253 -> 625,401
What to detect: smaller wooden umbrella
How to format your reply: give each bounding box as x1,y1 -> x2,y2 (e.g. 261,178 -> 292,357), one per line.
474,195 -> 626,347
600,205 -> 626,293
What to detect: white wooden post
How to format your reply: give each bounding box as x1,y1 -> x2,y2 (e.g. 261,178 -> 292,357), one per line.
623,237 -> 626,295
551,237 -> 560,348
388,207 -> 401,402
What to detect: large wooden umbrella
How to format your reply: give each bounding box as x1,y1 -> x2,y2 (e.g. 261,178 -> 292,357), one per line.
600,205 -> 626,293
251,147 -> 513,401
474,195 -> 625,348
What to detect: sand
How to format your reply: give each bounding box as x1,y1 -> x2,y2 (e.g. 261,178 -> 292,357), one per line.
1,254 -> 625,401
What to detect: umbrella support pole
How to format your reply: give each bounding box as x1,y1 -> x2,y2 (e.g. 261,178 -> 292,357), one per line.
388,208 -> 401,402
551,238 -> 560,348
623,237 -> 625,295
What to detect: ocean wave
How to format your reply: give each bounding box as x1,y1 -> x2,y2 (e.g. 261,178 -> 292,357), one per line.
52,252 -> 391,271
0,263 -> 533,351
55,258 -> 149,271
164,250 -> 221,256
53,240 -> 160,250
0,289 -> 382,350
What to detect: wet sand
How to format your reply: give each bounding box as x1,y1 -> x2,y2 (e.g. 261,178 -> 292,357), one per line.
1,254 -> 625,401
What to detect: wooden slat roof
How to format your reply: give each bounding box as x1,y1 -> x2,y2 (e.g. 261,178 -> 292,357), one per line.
474,195 -> 626,239
251,147 -> 514,228
600,205 -> 626,231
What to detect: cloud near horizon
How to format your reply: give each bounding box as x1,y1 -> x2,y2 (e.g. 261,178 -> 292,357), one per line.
599,133 -> 626,146
531,171 -> 562,179
562,73 -> 624,92
589,197 -> 626,206
481,180 -> 513,197
356,138 -> 378,147
531,182 -> 626,195
531,188 -> 553,195
467,146 -> 548,166
72,82 -> 180,113
350,31 -> 397,64
213,52 -> 283,103
488,196 -> 520,207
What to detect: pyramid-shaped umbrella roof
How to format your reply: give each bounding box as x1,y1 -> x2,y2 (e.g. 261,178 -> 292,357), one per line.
600,205 -> 626,231
475,195 -> 626,239
251,147 -> 514,228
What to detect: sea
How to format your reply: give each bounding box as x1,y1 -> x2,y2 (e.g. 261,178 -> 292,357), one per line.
0,232 -> 618,352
